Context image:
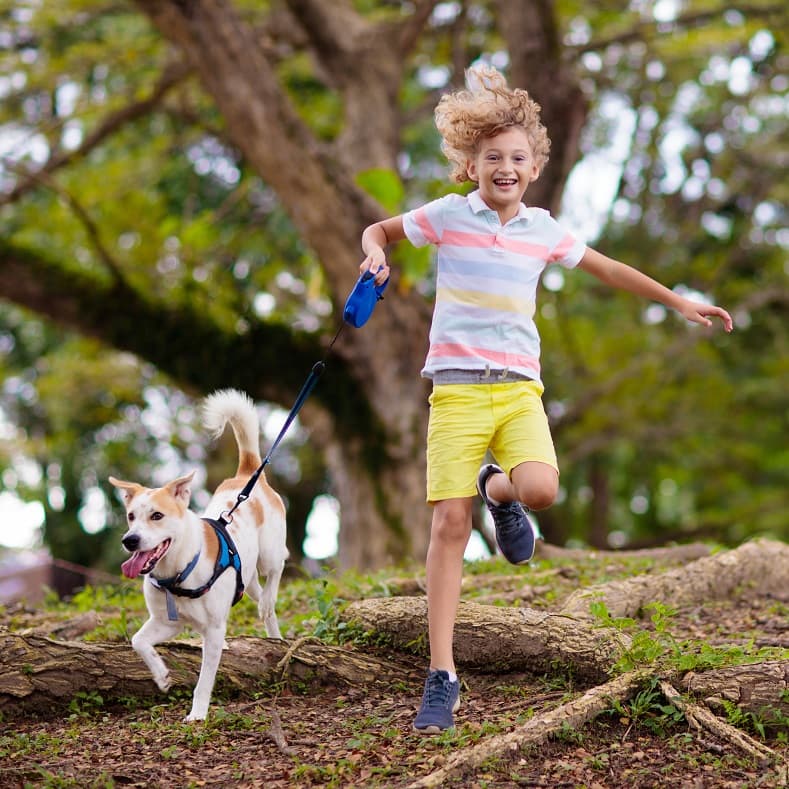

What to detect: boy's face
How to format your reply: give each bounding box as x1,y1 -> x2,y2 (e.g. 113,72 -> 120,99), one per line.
466,127 -> 540,218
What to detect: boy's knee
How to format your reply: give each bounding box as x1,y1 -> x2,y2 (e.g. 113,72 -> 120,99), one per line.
431,507 -> 472,544
523,486 -> 557,511
513,472 -> 558,511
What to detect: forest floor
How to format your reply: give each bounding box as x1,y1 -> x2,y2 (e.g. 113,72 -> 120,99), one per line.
1,547 -> 788,788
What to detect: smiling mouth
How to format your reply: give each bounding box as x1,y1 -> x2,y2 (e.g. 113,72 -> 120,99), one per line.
121,538 -> 172,579
493,178 -> 517,187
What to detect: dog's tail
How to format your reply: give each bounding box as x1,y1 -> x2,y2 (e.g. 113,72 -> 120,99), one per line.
202,389 -> 261,468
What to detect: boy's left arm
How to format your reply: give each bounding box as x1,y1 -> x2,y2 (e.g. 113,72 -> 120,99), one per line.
578,247 -> 733,332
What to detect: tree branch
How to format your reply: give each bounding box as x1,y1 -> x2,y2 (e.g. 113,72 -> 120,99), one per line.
0,60 -> 191,207
578,3 -> 788,55
0,241 -> 376,440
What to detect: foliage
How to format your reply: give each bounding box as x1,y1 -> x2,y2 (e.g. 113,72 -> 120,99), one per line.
590,599 -> 789,675
0,0 -> 787,570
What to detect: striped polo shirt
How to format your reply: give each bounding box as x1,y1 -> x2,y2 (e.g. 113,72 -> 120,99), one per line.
403,190 -> 586,384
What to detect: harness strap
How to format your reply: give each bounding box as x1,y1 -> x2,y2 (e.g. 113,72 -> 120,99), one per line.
150,517 -> 244,621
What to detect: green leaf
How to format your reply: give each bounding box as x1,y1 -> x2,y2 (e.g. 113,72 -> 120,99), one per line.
355,168 -> 405,214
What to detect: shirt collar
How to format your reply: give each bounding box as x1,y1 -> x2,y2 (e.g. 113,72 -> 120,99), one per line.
467,189 -> 532,222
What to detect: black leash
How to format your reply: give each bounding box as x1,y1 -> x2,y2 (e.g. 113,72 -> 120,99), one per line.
221,323 -> 345,524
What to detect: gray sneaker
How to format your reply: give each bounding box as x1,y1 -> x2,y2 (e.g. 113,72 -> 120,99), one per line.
477,464 -> 539,565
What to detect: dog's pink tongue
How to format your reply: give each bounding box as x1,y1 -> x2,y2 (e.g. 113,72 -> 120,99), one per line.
121,551 -> 152,579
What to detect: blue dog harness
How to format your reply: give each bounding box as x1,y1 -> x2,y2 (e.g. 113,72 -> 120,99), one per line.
149,517 -> 244,622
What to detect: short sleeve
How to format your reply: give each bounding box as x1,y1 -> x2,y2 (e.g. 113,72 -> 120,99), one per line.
402,194 -> 460,248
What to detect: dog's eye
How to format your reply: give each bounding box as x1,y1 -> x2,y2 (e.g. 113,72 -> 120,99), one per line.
150,512 -> 164,521
128,513 -> 135,522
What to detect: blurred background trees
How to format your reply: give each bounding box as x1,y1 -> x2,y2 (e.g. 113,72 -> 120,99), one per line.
1,0 -> 786,575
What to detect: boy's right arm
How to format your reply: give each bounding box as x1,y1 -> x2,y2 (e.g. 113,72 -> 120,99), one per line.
361,216 -> 406,285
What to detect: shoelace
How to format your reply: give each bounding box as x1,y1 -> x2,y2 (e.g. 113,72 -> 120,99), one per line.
492,501 -> 526,535
426,674 -> 453,707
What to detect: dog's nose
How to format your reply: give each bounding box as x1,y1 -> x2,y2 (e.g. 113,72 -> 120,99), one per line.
122,533 -> 140,551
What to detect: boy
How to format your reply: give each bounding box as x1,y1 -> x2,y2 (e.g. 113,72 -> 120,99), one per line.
360,65 -> 732,733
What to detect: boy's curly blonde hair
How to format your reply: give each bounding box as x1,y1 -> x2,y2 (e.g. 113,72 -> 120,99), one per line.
435,65 -> 550,183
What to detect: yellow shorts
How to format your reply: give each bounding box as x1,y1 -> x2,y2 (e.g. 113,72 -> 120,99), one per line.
425,381 -> 558,503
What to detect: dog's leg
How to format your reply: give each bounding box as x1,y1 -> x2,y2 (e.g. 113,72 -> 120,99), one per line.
257,563 -> 284,639
185,622 -> 227,722
131,617 -> 180,692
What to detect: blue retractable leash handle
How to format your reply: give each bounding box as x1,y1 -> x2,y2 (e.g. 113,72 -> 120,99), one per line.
343,270 -> 389,328
222,267 -> 389,524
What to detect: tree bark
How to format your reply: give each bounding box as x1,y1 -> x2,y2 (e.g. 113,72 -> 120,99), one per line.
0,631 -> 409,718
343,597 -> 628,683
1,1 -> 589,571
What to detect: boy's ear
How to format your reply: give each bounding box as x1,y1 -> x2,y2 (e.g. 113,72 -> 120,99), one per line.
466,159 -> 478,182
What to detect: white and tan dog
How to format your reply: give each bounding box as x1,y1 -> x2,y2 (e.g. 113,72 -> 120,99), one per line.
111,389 -> 288,721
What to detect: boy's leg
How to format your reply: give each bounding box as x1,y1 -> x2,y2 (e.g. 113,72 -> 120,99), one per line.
414,496 -> 470,733
426,497 -> 473,672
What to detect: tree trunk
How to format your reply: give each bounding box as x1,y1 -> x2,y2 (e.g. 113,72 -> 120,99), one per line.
0,0 -> 594,570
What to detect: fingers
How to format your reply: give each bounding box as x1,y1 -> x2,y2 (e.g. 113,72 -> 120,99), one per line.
360,255 -> 389,284
691,304 -> 733,333
702,305 -> 734,333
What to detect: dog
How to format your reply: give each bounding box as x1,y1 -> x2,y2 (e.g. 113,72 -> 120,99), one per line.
111,388 -> 289,721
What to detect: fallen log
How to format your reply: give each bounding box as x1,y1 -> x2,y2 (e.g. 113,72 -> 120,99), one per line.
343,596 -> 629,682
0,630 -> 409,717
560,538 -> 789,619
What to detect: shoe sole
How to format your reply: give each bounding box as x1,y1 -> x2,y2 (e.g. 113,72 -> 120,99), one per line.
412,723 -> 450,734
413,696 -> 461,734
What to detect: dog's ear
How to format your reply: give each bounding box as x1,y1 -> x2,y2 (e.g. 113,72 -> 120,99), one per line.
165,471 -> 196,505
109,476 -> 145,505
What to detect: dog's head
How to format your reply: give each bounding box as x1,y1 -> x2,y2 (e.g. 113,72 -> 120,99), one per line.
110,472 -> 195,579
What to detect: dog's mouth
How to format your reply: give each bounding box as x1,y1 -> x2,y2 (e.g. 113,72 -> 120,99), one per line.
121,539 -> 172,579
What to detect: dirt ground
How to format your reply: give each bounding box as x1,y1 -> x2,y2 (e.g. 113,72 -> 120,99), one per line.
1,591 -> 788,788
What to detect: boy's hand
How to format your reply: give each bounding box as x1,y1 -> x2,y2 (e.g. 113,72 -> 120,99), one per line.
678,300 -> 733,333
360,249 -> 390,285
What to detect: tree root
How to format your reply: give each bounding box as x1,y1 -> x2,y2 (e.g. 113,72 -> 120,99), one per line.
680,659 -> 789,722
560,538 -> 789,619
659,681 -> 775,763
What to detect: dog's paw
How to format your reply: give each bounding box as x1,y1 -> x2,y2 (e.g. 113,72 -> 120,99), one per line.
153,671 -> 172,692
183,712 -> 207,723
